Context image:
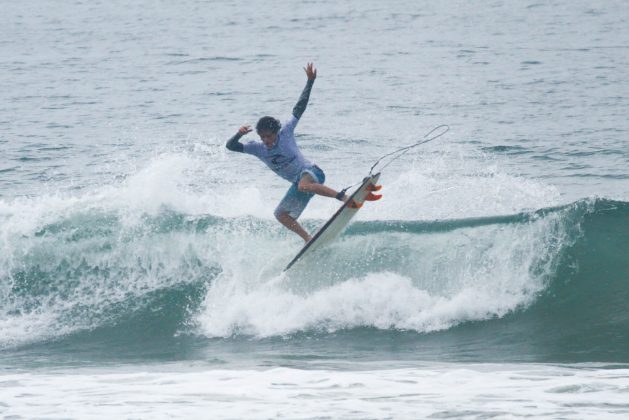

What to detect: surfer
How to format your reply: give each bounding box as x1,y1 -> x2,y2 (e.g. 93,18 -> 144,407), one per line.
226,62 -> 348,242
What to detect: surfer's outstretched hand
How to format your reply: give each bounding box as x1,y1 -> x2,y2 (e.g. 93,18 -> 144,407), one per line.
238,125 -> 252,135
304,62 -> 317,81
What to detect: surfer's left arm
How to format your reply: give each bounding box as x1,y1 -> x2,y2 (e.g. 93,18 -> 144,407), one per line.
292,62 -> 317,120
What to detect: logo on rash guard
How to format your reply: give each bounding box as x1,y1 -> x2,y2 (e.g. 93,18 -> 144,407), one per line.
270,154 -> 295,166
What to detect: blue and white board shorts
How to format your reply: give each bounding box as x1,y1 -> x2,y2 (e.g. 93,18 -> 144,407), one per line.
274,165 -> 326,219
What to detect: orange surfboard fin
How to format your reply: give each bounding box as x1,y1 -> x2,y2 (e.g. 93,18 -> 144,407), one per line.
365,192 -> 382,201
366,184 -> 382,192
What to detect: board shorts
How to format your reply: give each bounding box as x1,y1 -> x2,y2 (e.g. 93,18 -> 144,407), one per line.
274,165 -> 326,220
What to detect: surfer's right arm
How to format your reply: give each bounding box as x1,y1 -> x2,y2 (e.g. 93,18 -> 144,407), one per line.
226,125 -> 252,152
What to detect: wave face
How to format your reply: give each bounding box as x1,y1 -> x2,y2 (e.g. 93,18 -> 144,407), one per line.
195,198 -> 629,364
0,164 -> 627,362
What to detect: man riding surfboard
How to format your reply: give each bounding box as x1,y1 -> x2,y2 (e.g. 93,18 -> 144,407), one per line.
226,63 -> 350,242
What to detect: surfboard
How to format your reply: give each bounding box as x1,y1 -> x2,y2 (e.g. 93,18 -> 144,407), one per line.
284,172 -> 381,271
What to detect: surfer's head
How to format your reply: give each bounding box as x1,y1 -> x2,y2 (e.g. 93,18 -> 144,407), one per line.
256,116 -> 281,147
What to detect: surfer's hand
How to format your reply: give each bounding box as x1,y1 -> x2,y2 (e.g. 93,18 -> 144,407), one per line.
304,62 -> 317,81
238,125 -> 252,136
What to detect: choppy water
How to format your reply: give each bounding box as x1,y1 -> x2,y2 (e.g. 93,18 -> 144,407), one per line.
1,0 -> 628,418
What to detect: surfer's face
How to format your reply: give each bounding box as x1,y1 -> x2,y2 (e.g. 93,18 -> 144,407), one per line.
258,130 -> 277,148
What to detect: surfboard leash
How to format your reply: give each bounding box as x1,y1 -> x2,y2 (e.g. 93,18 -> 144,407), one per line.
337,124 -> 450,195
368,124 -> 450,175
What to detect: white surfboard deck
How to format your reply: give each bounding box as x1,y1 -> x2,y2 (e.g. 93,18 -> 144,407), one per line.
284,172 -> 381,271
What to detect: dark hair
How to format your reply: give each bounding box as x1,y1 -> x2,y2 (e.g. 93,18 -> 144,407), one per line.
256,116 -> 281,133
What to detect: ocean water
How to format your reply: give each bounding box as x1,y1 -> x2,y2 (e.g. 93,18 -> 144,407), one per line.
1,0 -> 628,418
